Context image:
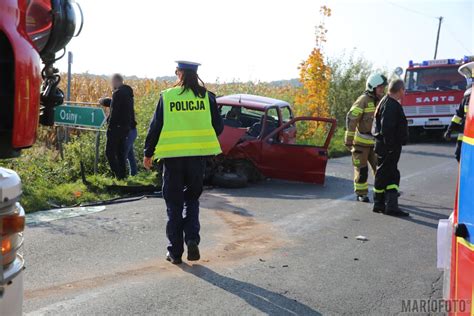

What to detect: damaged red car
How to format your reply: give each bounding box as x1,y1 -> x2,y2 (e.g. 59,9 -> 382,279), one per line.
205,94 -> 336,188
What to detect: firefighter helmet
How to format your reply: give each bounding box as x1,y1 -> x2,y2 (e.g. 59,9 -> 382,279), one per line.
459,62 -> 474,89
366,73 -> 388,91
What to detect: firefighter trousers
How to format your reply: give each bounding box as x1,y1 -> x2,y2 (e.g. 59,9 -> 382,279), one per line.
351,145 -> 377,196
373,146 -> 402,202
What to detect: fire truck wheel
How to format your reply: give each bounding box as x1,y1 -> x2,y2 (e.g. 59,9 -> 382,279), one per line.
212,172 -> 248,188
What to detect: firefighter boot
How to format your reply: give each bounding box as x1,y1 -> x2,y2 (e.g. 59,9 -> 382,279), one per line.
384,190 -> 409,217
372,192 -> 385,213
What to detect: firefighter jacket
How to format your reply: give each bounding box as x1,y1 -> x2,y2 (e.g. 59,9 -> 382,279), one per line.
447,87 -> 471,141
372,95 -> 408,152
345,92 -> 377,147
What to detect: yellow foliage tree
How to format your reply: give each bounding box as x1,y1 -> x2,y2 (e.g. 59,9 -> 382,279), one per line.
295,5 -> 331,119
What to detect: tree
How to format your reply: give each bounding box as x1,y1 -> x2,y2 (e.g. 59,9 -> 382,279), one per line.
294,5 -> 332,119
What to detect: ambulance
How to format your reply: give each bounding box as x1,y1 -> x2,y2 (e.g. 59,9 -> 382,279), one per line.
402,57 -> 473,134
438,61 -> 474,315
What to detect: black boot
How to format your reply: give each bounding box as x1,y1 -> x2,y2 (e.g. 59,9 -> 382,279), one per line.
372,192 -> 385,213
357,195 -> 370,203
166,252 -> 183,264
384,190 -> 409,217
187,240 -> 200,261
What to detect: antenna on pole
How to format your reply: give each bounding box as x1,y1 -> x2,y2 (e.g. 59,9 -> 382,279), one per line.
434,16 -> 443,60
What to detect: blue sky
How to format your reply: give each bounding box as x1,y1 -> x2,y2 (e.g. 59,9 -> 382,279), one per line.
57,0 -> 473,82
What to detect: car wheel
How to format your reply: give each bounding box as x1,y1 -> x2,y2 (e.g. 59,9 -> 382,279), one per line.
212,172 -> 248,188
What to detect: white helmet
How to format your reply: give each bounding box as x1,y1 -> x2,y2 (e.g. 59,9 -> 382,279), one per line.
458,62 -> 474,80
459,62 -> 474,89
366,73 -> 388,91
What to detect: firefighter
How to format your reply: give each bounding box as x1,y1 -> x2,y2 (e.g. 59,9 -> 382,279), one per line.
444,62 -> 473,162
372,79 -> 409,216
143,61 -> 224,264
345,73 -> 388,202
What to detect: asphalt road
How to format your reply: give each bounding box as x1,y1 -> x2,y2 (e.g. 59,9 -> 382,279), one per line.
22,143 -> 457,315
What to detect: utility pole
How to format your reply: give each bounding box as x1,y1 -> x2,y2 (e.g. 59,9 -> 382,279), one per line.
434,16 -> 443,60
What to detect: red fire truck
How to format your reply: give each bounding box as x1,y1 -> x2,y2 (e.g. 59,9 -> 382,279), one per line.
0,0 -> 80,314
402,57 -> 473,135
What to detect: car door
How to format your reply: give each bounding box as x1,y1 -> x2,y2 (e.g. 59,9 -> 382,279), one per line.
257,117 -> 336,184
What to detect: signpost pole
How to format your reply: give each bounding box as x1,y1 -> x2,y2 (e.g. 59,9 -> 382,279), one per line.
64,52 -> 73,143
94,131 -> 101,174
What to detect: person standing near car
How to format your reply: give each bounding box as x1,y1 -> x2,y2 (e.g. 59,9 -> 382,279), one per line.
444,62 -> 472,162
345,73 -> 388,202
143,61 -> 223,264
372,79 -> 409,216
99,74 -> 135,179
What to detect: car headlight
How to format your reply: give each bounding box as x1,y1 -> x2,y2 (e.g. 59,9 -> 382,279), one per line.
26,0 -> 82,62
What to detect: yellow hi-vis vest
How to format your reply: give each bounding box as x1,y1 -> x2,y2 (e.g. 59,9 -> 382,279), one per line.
154,87 -> 222,159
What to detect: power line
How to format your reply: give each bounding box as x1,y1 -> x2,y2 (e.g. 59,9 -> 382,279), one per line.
444,24 -> 473,54
385,1 -> 438,20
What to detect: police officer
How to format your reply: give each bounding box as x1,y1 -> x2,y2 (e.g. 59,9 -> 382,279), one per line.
345,73 -> 387,202
143,61 -> 224,264
444,62 -> 473,162
372,79 -> 409,216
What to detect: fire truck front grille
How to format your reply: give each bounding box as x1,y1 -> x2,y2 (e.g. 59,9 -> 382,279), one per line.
435,105 -> 451,114
418,106 -> 434,114
404,105 -> 456,117
0,31 -> 16,158
403,106 -> 417,116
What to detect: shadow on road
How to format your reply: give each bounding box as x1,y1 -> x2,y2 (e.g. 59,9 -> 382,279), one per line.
398,204 -> 449,229
211,175 -> 353,201
402,149 -> 455,159
179,263 -> 321,315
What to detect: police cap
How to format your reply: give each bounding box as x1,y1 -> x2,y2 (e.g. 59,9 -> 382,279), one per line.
175,61 -> 201,72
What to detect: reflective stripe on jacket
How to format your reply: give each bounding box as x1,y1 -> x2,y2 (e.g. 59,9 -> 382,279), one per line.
345,93 -> 377,147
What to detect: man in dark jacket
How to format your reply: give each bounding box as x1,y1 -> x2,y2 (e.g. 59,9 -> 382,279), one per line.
100,74 -> 135,179
372,79 -> 409,216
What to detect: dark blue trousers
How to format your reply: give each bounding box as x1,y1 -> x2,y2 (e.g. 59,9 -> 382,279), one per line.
162,157 -> 203,258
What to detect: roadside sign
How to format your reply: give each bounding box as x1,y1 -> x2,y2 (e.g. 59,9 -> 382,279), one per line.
54,105 -> 106,129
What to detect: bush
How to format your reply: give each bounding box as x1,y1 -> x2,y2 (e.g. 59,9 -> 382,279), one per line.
327,52 -> 373,125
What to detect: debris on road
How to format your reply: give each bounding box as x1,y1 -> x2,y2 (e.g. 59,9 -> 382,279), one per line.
355,235 -> 369,242
26,206 -> 107,225
282,265 -> 289,268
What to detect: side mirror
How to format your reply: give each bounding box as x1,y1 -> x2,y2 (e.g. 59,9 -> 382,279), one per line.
394,67 -> 403,77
